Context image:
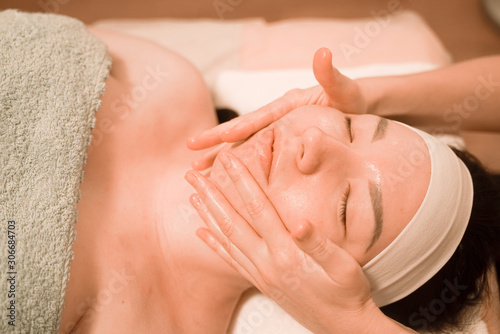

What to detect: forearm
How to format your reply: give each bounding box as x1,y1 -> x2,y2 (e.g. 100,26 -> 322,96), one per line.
358,56 -> 500,133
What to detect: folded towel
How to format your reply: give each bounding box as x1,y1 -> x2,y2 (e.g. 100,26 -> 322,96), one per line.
0,9 -> 111,332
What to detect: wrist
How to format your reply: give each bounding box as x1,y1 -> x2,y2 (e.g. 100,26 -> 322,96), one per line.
356,74 -> 439,129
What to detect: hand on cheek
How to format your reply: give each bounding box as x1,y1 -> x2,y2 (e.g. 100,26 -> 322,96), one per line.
185,152 -> 385,334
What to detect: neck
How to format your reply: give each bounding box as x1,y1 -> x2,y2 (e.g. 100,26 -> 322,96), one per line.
144,258 -> 248,333
134,184 -> 252,333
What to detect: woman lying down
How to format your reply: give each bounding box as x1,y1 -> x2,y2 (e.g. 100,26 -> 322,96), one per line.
1,10 -> 499,334
186,54 -> 500,333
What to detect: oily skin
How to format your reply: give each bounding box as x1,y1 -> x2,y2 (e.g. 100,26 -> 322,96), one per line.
209,105 -> 431,266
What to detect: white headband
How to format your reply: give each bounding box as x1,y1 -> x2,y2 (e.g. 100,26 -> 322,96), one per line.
362,123 -> 474,307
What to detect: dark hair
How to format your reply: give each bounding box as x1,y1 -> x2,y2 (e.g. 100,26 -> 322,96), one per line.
380,149 -> 500,332
216,108 -> 239,124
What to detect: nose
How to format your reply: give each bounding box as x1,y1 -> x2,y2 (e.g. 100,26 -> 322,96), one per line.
297,126 -> 347,174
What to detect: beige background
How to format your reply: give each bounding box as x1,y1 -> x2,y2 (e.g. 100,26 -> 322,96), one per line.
2,0 -> 500,62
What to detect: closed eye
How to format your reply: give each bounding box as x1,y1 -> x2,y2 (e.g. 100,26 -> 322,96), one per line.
344,116 -> 353,143
340,183 -> 350,230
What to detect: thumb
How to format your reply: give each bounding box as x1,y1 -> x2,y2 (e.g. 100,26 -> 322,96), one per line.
292,221 -> 364,284
313,47 -> 335,91
312,48 -> 357,104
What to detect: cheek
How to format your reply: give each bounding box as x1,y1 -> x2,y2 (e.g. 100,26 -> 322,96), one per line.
269,185 -> 325,234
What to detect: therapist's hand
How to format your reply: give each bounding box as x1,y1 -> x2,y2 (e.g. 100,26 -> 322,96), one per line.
184,152 -> 400,334
187,48 -> 368,170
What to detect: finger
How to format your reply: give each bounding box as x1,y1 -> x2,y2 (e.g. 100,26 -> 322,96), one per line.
220,88 -> 308,143
218,151 -> 290,250
191,143 -> 226,170
189,193 -> 228,241
188,84 -> 317,150
196,227 -> 259,286
313,47 -> 346,97
312,48 -> 362,113
292,221 -> 364,285
192,153 -> 216,171
186,116 -> 241,150
185,170 -> 267,259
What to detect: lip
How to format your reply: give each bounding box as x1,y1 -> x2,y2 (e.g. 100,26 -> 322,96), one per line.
269,127 -> 280,182
256,129 -> 274,183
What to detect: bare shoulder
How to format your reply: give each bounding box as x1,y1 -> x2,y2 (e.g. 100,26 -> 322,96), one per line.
86,25 -> 217,141
85,25 -> 194,75
85,24 -> 205,95
59,27 -> 218,333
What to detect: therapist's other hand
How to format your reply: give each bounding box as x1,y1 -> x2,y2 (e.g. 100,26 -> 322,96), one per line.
184,152 -> 382,334
187,48 -> 368,170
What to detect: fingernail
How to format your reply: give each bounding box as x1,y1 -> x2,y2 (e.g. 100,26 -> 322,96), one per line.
189,194 -> 202,208
294,223 -> 311,241
218,152 -> 232,169
195,228 -> 205,240
230,122 -> 244,132
184,171 -> 197,185
221,130 -> 231,141
196,228 -> 217,248
191,160 -> 203,170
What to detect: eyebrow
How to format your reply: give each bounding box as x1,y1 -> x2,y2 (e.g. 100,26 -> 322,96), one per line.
367,181 -> 383,251
371,117 -> 388,142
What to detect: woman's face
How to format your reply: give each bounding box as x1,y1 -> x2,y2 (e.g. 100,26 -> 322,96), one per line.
210,106 -> 430,265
